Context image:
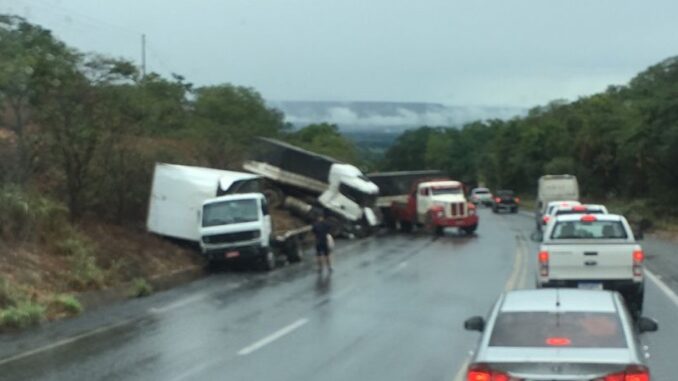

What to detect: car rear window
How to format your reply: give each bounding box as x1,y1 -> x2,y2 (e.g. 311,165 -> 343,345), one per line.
551,220 -> 627,239
474,189 -> 489,194
489,312 -> 627,348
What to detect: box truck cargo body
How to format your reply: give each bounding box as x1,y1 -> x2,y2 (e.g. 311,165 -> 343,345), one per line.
147,163 -> 308,269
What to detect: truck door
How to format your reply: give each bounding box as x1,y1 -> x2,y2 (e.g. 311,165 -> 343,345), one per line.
417,186 -> 431,222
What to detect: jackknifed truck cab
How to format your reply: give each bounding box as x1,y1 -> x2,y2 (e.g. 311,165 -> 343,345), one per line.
391,179 -> 478,235
147,163 -> 308,270
243,137 -> 379,236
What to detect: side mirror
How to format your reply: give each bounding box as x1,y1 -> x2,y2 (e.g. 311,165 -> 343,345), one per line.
464,316 -> 485,332
638,317 -> 658,333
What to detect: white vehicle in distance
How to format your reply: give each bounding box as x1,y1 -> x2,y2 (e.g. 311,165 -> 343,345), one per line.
553,204 -> 609,217
537,213 -> 645,318
470,187 -> 493,206
463,289 -> 658,381
538,200 -> 581,231
536,174 -> 579,230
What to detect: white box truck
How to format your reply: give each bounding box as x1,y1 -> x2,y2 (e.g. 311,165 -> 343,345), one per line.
147,163 -> 309,270
535,174 -> 579,230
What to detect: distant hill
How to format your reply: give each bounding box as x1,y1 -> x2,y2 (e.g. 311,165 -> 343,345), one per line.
268,100 -> 527,133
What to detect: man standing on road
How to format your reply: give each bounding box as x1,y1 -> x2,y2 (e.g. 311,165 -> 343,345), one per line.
312,214 -> 333,273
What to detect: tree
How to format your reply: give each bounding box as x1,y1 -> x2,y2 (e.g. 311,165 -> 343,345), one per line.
191,84 -> 284,169
0,15 -> 76,183
285,123 -> 359,163
35,55 -> 138,219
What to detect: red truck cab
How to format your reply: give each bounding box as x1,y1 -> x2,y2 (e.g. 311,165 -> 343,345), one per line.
391,179 -> 478,235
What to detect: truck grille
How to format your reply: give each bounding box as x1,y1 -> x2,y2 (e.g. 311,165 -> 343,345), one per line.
203,230 -> 260,244
447,202 -> 466,217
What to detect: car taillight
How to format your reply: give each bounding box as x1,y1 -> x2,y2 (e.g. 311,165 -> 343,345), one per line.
467,368 -> 516,381
603,366 -> 650,381
633,250 -> 645,277
539,250 -> 549,276
495,197 -> 501,203
542,215 -> 550,225
514,197 -> 520,203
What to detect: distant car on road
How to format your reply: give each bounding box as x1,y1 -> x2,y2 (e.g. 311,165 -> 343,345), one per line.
538,213 -> 646,318
470,187 -> 493,206
492,189 -> 520,213
538,200 -> 581,231
464,289 -> 658,381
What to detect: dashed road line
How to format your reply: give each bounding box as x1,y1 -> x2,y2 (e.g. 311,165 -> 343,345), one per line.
237,318 -> 309,356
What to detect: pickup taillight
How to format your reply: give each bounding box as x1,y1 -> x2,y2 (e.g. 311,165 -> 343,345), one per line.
539,250 -> 549,277
633,250 -> 645,277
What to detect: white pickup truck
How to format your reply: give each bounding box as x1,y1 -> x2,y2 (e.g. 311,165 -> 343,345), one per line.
537,213 -> 645,317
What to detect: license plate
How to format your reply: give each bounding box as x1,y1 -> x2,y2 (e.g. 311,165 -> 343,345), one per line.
578,282 -> 603,290
225,251 -> 240,259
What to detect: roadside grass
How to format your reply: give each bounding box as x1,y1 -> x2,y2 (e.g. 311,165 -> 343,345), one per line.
130,278 -> 153,297
0,302 -> 45,329
48,294 -> 83,316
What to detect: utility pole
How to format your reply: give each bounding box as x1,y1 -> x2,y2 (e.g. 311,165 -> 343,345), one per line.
141,33 -> 146,77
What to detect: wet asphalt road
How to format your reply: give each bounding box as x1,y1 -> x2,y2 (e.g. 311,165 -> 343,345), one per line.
1,209 -> 677,381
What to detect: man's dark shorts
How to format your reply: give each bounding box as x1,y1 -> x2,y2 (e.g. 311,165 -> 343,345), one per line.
316,243 -> 330,257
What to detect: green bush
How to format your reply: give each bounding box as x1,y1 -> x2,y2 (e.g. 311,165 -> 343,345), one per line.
0,185 -> 69,242
51,294 -> 83,315
0,276 -> 21,309
0,302 -> 45,329
69,249 -> 105,290
130,278 -> 153,297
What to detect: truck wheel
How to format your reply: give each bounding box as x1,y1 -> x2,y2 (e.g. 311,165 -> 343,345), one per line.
285,239 -> 304,263
462,225 -> 477,235
260,250 -> 275,271
435,226 -> 445,236
263,186 -> 284,209
626,287 -> 644,320
400,221 -> 413,233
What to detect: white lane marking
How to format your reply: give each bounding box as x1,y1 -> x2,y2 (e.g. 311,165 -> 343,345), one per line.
237,318 -> 309,356
169,359 -> 218,381
392,261 -> 409,272
504,238 -> 526,291
149,294 -> 209,314
0,318 -> 133,366
452,357 -> 470,381
646,269 -> 678,308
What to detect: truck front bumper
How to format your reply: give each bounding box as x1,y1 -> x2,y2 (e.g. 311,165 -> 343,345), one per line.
432,214 -> 479,228
203,243 -> 266,263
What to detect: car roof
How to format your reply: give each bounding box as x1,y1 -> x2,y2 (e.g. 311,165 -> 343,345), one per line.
553,213 -> 624,222
500,289 -> 618,313
473,187 -> 490,192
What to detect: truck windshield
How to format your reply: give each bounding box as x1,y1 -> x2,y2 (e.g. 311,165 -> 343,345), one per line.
202,199 -> 259,227
490,312 -> 627,348
339,183 -> 377,207
432,187 -> 462,195
551,221 -> 628,239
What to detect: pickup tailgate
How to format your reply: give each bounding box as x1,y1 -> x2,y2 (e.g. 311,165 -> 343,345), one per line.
547,243 -> 636,280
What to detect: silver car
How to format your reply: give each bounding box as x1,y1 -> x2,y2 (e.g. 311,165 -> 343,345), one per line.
463,289 -> 657,380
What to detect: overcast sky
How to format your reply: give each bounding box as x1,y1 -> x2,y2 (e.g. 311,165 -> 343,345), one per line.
3,0 -> 678,108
